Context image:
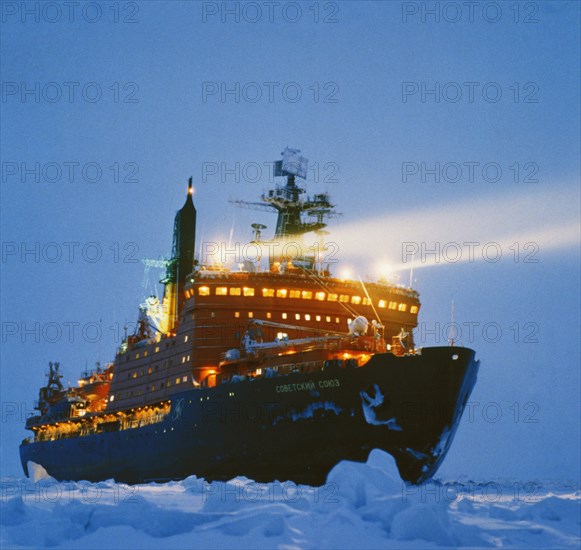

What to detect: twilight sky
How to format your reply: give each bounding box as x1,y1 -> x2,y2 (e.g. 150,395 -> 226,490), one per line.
1,0 -> 579,480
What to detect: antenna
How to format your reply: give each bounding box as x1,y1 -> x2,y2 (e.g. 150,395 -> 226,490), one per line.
450,300 -> 455,347
409,253 -> 414,288
251,223 -> 267,242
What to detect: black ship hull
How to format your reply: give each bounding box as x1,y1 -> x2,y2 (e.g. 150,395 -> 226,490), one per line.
20,347 -> 479,485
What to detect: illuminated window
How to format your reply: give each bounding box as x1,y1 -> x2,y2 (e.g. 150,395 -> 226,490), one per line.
351,296 -> 362,305
316,315 -> 321,322
295,313 -> 301,320
326,316 -> 331,322
175,377 -> 181,384
229,287 -> 241,296
234,311 -> 240,318
378,300 -> 387,308
289,290 -> 301,298
216,287 -> 228,296
315,291 -> 326,301
362,297 -> 371,305
109,395 -> 115,402
388,301 -> 397,310
151,385 -> 156,392
398,303 -> 407,312
327,293 -> 338,302
199,286 -> 210,296
155,346 -> 160,353
266,312 -> 272,319
339,294 -> 350,303
167,380 -> 172,387
262,288 -> 275,297
276,288 -> 288,298
182,356 -> 186,364
132,372 -> 137,378
243,287 -> 255,297
182,376 -> 187,383
335,317 -> 340,323
211,312 -> 216,318
248,311 -> 254,318
144,351 -> 148,357
136,353 -> 140,359
301,291 -> 313,299
282,313 -> 288,319
305,314 -> 311,321
148,367 -> 153,375
410,305 -> 419,314
184,335 -> 189,343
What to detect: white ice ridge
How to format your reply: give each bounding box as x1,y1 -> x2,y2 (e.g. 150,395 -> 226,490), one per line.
3,451 -> 579,549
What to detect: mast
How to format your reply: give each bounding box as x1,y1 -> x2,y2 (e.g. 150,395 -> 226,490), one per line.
161,178 -> 197,333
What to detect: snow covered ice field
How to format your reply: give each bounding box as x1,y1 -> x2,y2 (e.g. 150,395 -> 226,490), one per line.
1,450 -> 579,550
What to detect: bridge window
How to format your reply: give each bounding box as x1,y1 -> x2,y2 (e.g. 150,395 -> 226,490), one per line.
351,296 -> 362,305
243,287 -> 255,297
362,297 -> 371,305
327,293 -> 338,302
398,303 -> 407,312
199,286 -> 210,296
282,313 -> 288,319
289,290 -> 301,298
389,301 -> 397,309
295,313 -> 301,320
316,315 -> 321,322
262,288 -> 275,297
315,291 -> 326,301
302,291 -> 313,299
304,314 -> 311,321
216,287 -> 227,295
326,316 -> 331,322
378,300 -> 387,308
335,317 -> 340,323
339,294 -> 350,303
276,288 -> 288,298
410,305 -> 419,314
229,288 -> 241,296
